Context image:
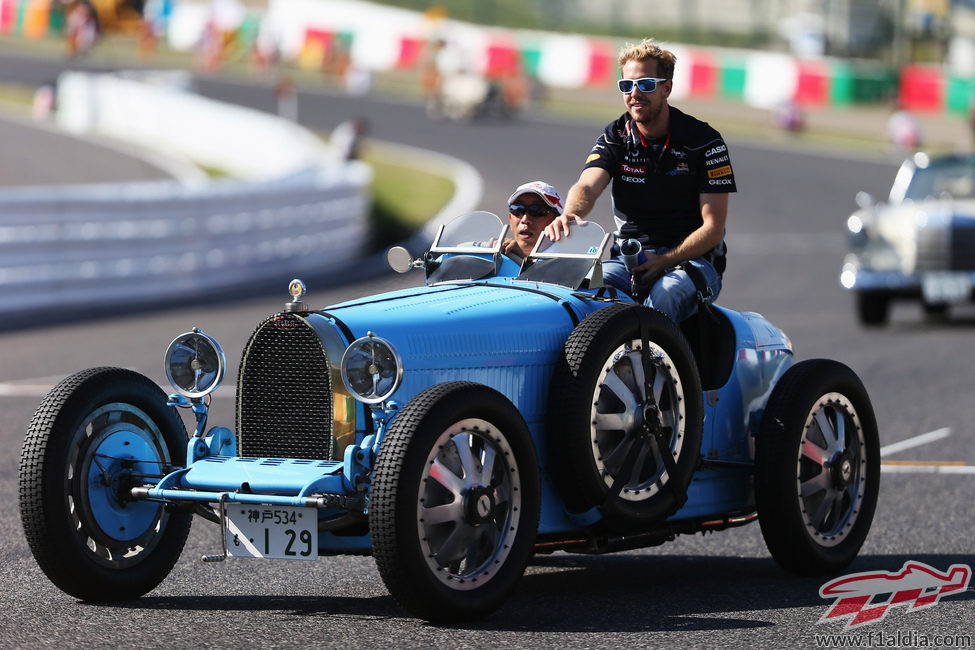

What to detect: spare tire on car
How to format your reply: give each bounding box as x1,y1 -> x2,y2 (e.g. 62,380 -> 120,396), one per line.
548,303 -> 703,529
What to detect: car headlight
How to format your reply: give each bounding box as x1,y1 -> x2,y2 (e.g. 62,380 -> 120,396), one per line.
165,328 -> 226,398
341,333 -> 403,404
840,263 -> 858,289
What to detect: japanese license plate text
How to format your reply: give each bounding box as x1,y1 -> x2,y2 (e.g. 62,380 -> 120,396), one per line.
225,505 -> 318,560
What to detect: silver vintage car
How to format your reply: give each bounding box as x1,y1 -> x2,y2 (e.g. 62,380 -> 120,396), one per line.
840,152 -> 975,326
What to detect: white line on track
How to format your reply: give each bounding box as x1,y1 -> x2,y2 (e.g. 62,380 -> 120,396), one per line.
881,463 -> 975,475
880,427 -> 952,457
878,427 -> 973,474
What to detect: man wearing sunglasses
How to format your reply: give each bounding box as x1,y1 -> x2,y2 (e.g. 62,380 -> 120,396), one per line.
545,39 -> 736,324
500,180 -> 564,262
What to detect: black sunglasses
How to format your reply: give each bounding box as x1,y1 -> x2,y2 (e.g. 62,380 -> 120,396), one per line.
509,204 -> 554,218
617,77 -> 668,94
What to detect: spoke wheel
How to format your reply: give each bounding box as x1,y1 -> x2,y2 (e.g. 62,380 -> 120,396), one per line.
548,303 -> 702,528
20,367 -> 191,600
756,359 -> 880,575
372,382 -> 540,623
589,337 -> 688,502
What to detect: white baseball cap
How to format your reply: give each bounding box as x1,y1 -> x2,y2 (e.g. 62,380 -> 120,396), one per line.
507,181 -> 564,215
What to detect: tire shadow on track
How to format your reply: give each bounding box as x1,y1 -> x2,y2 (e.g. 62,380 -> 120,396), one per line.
501,552 -> 973,633
73,553 -> 972,631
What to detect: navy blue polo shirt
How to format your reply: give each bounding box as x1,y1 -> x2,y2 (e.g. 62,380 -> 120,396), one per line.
583,106 -> 737,250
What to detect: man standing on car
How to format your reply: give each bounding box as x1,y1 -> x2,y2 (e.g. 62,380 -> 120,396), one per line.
545,39 -> 736,323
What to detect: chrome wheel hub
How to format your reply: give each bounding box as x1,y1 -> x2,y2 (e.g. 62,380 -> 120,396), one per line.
416,418 -> 521,590
796,393 -> 867,547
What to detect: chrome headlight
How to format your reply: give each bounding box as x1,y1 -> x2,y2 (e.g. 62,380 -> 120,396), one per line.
340,333 -> 403,404
165,328 -> 226,398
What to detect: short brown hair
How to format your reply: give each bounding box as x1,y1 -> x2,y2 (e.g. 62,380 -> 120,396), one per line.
617,39 -> 676,80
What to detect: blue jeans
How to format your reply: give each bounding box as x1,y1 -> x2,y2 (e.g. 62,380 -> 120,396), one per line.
602,248 -> 722,323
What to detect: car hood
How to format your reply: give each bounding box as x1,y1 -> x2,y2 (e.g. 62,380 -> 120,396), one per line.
319,280 -> 600,415
861,199 -> 975,272
323,280 -> 593,368
876,198 -> 975,227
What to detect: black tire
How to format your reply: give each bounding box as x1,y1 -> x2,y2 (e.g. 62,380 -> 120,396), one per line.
922,301 -> 949,321
19,367 -> 192,600
548,303 -> 703,528
755,359 -> 880,576
371,382 -> 540,623
856,292 -> 889,326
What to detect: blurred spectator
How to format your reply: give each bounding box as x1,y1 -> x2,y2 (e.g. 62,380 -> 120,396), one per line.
499,61 -> 529,116
65,1 -> 97,58
250,18 -> 283,78
344,64 -> 372,97
196,18 -> 222,70
138,0 -> 171,60
421,38 -> 446,117
273,76 -> 297,121
969,92 -> 975,145
330,118 -> 369,161
32,81 -> 57,121
196,0 -> 244,71
772,100 -> 804,133
886,106 -> 922,154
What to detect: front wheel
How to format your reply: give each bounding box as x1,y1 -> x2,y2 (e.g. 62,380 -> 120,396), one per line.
371,382 -> 541,623
19,367 -> 192,600
755,359 -> 880,575
856,292 -> 889,326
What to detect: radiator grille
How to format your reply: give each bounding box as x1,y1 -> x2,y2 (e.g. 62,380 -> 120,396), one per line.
916,217 -> 975,271
236,313 -> 334,460
950,217 -> 975,271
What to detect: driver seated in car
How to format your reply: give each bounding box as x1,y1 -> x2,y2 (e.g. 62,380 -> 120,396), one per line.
500,181 -> 564,263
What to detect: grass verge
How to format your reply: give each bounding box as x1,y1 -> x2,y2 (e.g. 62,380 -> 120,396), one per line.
359,144 -> 455,249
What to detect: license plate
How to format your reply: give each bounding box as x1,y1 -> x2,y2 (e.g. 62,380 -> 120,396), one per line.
922,273 -> 971,304
225,505 -> 318,560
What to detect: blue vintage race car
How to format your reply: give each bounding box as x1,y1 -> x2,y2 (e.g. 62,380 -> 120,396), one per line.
20,211 -> 880,623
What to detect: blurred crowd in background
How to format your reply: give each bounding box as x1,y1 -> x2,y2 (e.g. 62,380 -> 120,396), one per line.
2,0 -> 975,145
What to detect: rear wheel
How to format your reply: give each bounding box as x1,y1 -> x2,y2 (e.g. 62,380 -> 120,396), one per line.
19,367 -> 191,600
371,382 -> 540,622
755,359 -> 880,575
922,301 -> 949,321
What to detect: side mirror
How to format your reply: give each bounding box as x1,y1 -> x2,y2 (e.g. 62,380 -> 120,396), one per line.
387,246 -> 416,274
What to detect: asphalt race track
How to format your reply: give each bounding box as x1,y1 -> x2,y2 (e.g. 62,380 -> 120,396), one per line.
0,53 -> 972,648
